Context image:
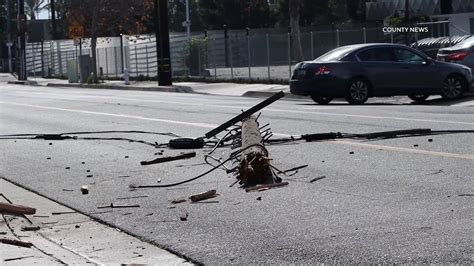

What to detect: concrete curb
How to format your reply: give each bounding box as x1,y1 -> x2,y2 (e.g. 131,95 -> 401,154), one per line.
7,80 -> 39,86
45,82 -> 194,93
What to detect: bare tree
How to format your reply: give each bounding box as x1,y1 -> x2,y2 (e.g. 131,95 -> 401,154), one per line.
25,0 -> 46,20
289,0 -> 304,61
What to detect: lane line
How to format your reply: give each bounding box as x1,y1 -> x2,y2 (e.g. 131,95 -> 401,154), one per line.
331,140 -> 474,161
1,101 -> 472,161
3,90 -> 473,126
0,102 -> 217,129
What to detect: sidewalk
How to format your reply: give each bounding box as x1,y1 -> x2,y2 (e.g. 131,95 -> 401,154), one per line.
0,178 -> 192,265
21,76 -> 293,98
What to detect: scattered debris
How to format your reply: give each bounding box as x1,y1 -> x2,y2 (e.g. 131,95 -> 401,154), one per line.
169,138 -> 204,149
179,211 -> 188,221
49,142 -> 52,145
65,167 -> 70,169
33,215 -> 49,218
21,226 -> 40,231
81,185 -> 89,195
75,225 -> 80,228
62,189 -> 73,192
46,157 -> 51,160
256,197 -> 262,201
458,194 -> 474,197
118,175 -> 130,178
189,190 -> 217,202
414,144 -> 419,147
86,170 -> 91,173
125,156 -> 129,158
4,255 -> 35,262
0,238 -> 33,248
157,178 -> 161,183
349,151 -> 354,154
0,202 -> 36,215
81,162 -> 85,164
97,203 -> 140,209
140,152 -> 196,165
428,139 -> 433,142
116,195 -> 148,200
309,176 -> 327,183
86,175 -> 93,178
171,198 -> 187,204
52,211 -> 76,215
245,182 -> 289,192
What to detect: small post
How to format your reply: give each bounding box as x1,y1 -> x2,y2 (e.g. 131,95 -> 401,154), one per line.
96,48 -> 100,75
336,29 -> 340,47
198,42 -> 202,76
266,33 -> 270,80
224,24 -> 229,67
41,41 -> 45,77
229,35 -> 234,80
247,27 -> 251,79
287,29 -> 291,80
310,31 -> 314,59
135,45 -> 138,77
105,47 -> 109,77
145,45 -> 149,77
363,27 -> 367,43
114,46 -> 118,76
32,43 -> 36,77
120,33 -> 124,73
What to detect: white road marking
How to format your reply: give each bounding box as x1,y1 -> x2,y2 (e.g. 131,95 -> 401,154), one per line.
3,89 -> 473,126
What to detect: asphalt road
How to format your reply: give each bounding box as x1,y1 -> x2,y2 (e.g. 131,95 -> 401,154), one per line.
1,82 -> 473,264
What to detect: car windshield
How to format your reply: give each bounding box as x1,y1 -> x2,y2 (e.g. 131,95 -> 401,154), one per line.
315,46 -> 355,62
452,36 -> 474,48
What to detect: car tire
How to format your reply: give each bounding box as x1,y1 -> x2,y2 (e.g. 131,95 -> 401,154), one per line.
345,78 -> 370,105
441,75 -> 466,100
408,94 -> 429,102
310,95 -> 334,105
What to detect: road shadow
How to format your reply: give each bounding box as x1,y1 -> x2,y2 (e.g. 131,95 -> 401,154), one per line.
295,95 -> 474,106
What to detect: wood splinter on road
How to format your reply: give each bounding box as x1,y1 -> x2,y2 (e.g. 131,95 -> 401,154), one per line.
0,202 -> 36,215
140,152 -> 196,165
189,189 -> 217,202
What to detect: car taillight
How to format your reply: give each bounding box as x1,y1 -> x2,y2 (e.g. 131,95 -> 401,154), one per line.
315,66 -> 331,75
447,51 -> 470,61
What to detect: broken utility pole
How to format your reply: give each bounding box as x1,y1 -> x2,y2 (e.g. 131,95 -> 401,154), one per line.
239,115 -> 273,185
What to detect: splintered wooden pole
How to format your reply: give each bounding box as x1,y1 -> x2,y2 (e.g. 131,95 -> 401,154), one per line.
239,115 -> 271,184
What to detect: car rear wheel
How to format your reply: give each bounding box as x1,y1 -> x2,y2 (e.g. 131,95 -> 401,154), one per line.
441,75 -> 466,100
310,95 -> 334,105
345,79 -> 370,105
408,94 -> 429,102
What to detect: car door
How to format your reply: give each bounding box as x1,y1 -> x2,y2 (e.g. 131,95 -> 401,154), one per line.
357,47 -> 402,96
392,47 -> 436,93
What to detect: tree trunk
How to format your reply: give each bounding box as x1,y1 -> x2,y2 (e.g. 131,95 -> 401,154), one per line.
289,0 -> 304,62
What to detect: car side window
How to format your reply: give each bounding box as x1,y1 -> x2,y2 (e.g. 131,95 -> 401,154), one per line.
358,48 -> 396,62
393,48 -> 425,63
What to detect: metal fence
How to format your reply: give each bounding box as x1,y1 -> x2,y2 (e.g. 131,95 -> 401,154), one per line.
24,25 -> 449,82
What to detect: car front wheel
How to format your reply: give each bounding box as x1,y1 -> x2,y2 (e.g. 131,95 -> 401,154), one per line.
310,95 -> 334,105
345,79 -> 370,105
441,75 -> 466,100
408,94 -> 429,102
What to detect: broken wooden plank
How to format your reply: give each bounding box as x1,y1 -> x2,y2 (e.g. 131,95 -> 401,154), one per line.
140,152 -> 196,165
245,182 -> 289,192
0,202 -> 36,215
0,238 -> 33,248
189,190 -> 217,202
171,197 -> 187,204
21,226 -> 40,231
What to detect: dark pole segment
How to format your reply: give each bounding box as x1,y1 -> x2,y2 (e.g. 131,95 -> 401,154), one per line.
50,0 -> 57,39
120,34 -> 124,73
204,91 -> 285,139
17,0 -> 27,80
156,0 -> 172,86
224,24 -> 228,67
